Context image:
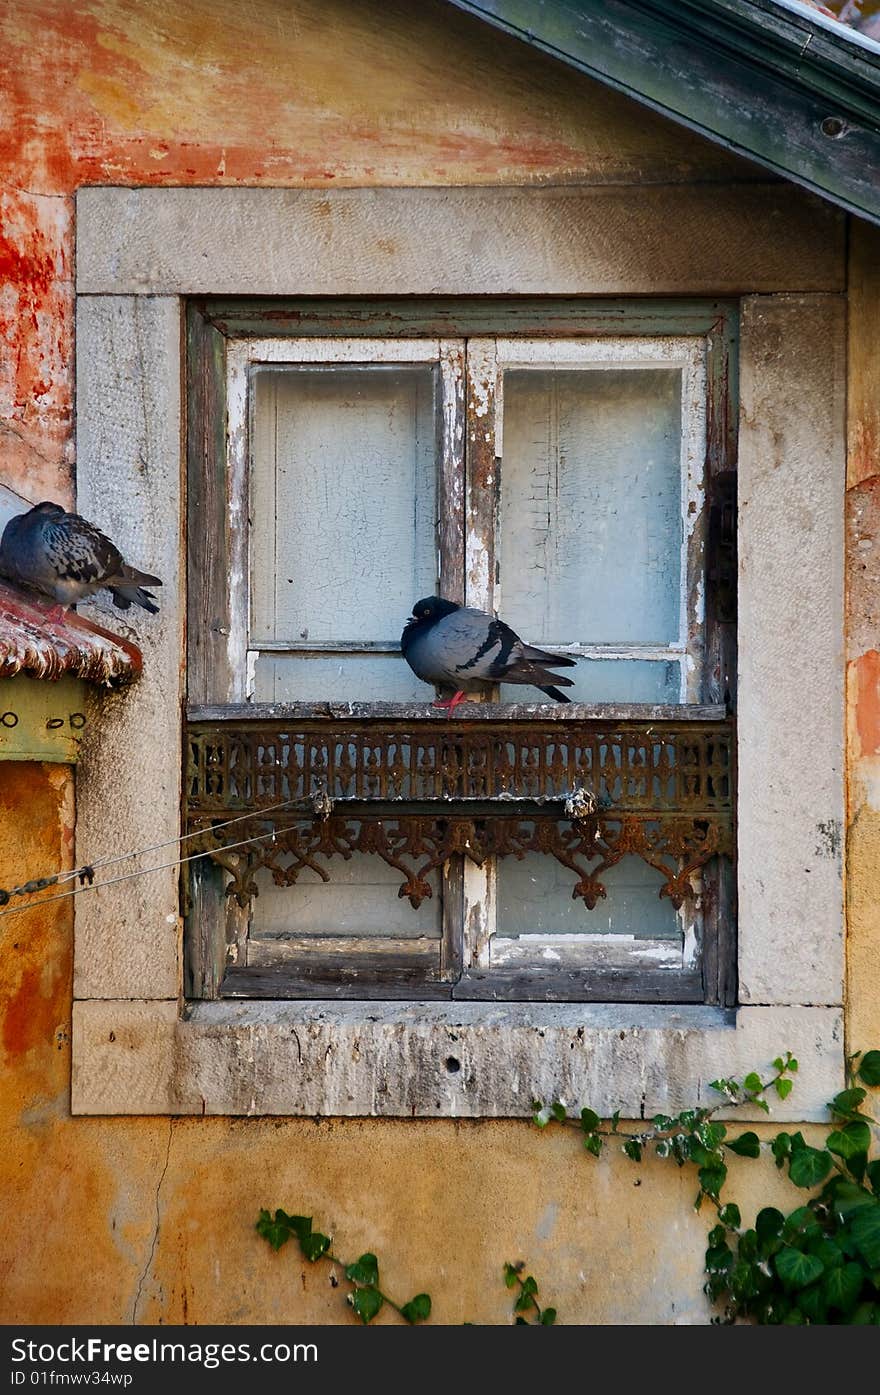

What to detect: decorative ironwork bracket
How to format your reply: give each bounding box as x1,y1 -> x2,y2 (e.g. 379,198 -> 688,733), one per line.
185,712 -> 734,913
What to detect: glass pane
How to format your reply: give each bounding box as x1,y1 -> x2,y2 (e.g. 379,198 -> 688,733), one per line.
250,858 -> 441,939
499,368 -> 682,644
253,653 -> 429,703
251,364 -> 437,646
497,850 -> 680,941
500,657 -> 680,705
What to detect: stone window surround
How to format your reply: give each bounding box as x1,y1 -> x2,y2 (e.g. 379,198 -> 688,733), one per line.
70,185 -> 845,1118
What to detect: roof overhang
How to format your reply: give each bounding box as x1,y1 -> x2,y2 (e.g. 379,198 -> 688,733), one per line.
446,0 -> 880,225
0,581 -> 142,686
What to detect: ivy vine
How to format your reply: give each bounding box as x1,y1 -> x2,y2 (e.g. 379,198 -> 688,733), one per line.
257,1049 -> 880,1324
256,1209 -> 431,1324
533,1048 -> 880,1324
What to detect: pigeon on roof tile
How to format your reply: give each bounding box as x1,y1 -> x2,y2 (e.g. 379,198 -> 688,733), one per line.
401,595 -> 576,714
0,501 -> 162,616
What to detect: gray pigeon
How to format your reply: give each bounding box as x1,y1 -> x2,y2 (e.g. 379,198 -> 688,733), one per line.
401,596 -> 576,712
0,501 -> 161,614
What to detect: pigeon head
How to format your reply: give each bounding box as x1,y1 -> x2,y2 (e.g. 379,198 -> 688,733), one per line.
407,595 -> 459,625
401,595 -> 459,655
30,501 -> 65,517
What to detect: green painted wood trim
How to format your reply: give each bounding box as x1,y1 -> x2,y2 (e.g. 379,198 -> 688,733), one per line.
199,296 -> 738,339
445,0 -> 880,224
0,676 -> 88,763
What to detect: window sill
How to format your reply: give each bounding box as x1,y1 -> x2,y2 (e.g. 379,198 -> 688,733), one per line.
71,998 -> 843,1120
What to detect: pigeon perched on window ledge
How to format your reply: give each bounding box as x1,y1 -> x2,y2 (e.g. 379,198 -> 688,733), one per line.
401,596 -> 576,713
0,501 -> 162,616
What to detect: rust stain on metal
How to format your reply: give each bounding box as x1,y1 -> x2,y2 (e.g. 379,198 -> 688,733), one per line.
0,581 -> 142,685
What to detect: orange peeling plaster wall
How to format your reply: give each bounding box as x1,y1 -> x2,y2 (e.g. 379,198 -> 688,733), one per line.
846,223 -> 880,1056
0,0 -> 868,1325
0,0 -> 758,501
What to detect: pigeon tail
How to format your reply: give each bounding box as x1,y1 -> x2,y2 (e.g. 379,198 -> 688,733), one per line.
520,643 -> 577,668
108,563 -> 162,614
538,685 -> 571,703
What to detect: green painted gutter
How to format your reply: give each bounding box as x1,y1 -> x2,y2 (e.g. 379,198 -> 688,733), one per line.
446,0 -> 880,224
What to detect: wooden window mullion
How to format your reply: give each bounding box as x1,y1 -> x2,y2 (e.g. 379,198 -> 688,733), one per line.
437,339 -> 468,982
461,339 -> 500,970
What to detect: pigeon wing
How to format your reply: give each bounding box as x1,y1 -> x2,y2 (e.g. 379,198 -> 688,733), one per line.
42,512 -> 123,586
483,621 -> 575,692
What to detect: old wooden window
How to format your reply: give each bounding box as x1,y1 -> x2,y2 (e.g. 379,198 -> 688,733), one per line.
185,301 -> 736,1005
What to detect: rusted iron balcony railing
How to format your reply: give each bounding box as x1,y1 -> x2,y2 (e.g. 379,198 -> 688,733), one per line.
185,703 -> 734,913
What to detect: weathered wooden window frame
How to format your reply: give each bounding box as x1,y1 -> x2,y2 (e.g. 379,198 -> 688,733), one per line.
185,300 -> 738,1006
70,185 -> 845,1118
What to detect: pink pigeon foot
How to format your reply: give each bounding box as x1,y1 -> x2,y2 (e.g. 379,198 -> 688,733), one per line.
432,690 -> 469,716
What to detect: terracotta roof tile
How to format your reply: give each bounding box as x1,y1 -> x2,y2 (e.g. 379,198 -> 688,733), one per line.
0,580 -> 142,685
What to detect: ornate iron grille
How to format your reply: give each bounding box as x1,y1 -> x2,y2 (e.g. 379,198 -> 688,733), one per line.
185,714 -> 734,913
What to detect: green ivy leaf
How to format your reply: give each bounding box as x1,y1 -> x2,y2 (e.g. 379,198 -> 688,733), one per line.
798,1284 -> 828,1325
622,1139 -> 642,1162
827,1121 -> 872,1161
738,1230 -> 759,1262
866,1161 -> 880,1195
771,1133 -> 792,1168
808,1236 -> 843,1270
540,1307 -> 557,1325
301,1231 -> 331,1262
756,1207 -> 785,1241
610,1110 -> 621,1132
400,1293 -> 431,1323
579,1107 -> 600,1132
687,1139 -> 716,1168
256,1209 -> 291,1251
857,1050 -> 880,1086
788,1147 -> 833,1189
697,1121 -> 726,1149
533,1104 -> 554,1128
698,1163 -> 727,1199
848,1152 -> 869,1185
551,1101 -> 567,1122
743,1072 -> 763,1094
256,1209 -> 316,1252
705,1242 -> 733,1273
775,1078 -> 793,1101
774,1246 -> 824,1291
348,1286 -> 384,1324
851,1301 -> 880,1324
345,1253 -> 379,1286
824,1262 -> 864,1313
583,1133 -> 602,1157
852,1204 -> 880,1269
727,1132 -> 761,1158
710,1077 -> 741,1101
829,1087 -> 867,1118
828,1180 -> 876,1220
782,1207 -> 821,1243
503,1264 -> 519,1289
719,1203 -> 741,1230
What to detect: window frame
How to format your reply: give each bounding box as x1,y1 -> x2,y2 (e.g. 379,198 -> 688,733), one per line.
184,299 -> 738,1007
70,184 -> 845,1120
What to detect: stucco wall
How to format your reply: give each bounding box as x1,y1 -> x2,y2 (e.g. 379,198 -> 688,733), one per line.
0,0 -> 874,1325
